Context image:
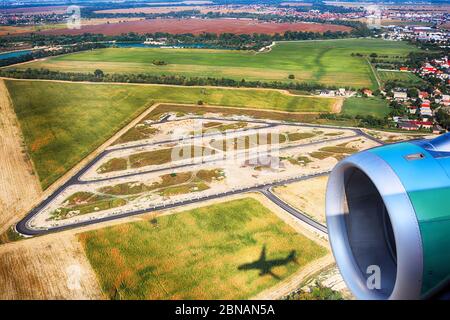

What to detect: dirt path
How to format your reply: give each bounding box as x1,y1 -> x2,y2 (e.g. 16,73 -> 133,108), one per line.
0,233 -> 104,299
0,80 -> 42,234
366,57 -> 382,89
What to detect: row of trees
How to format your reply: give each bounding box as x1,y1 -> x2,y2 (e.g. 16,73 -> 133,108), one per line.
0,43 -> 107,67
0,68 -> 357,92
319,113 -> 389,128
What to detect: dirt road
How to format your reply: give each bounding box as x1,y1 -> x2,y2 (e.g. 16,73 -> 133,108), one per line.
0,80 -> 41,234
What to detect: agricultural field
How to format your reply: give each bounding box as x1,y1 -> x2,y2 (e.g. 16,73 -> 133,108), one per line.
5,80 -> 334,189
0,232 -> 103,299
378,70 -> 426,87
13,39 -> 421,89
79,198 -> 328,300
0,18 -> 146,36
0,24 -> 66,36
39,18 -> 352,37
342,97 -> 390,118
380,19 -> 433,27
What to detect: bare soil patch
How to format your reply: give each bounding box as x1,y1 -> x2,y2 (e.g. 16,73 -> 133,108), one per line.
273,176 -> 329,225
0,234 -> 103,299
0,80 -> 41,234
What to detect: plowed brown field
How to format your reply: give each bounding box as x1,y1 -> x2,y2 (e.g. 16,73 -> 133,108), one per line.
40,18 -> 352,36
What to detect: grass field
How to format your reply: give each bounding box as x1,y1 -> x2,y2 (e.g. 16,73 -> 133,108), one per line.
5,80 -> 334,188
79,198 -> 327,300
12,39 -> 420,89
342,97 -> 390,118
378,70 -> 425,87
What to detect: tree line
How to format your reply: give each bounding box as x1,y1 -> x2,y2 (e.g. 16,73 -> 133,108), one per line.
0,43 -> 107,67
0,68 -> 357,92
319,113 -> 389,128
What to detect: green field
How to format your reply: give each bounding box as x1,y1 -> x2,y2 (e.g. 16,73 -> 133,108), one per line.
79,198 -> 327,300
342,97 -> 390,118
5,79 -> 334,188
378,70 -> 425,87
13,39 -> 420,89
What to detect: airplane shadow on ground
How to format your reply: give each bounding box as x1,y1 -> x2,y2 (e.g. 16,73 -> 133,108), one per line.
237,245 -> 298,280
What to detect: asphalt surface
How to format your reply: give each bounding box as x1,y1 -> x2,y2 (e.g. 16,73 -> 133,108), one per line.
16,116 -> 381,236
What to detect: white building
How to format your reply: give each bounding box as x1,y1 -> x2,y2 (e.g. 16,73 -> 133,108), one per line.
394,92 -> 408,101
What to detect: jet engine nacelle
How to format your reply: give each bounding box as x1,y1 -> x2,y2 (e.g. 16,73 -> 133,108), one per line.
326,133 -> 450,300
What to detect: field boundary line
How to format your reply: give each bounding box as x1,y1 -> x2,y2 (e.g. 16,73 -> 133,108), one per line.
366,57 -> 382,89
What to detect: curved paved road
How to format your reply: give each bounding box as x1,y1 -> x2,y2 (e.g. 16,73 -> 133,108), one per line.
16,116 -> 381,236
260,187 -> 328,234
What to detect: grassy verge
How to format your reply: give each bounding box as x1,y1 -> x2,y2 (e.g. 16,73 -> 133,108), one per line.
0,227 -> 25,244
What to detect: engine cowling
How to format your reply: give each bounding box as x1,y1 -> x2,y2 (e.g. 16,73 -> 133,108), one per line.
326,134 -> 450,300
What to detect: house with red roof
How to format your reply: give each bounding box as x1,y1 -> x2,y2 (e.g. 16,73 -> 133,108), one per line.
398,121 -> 419,131
410,120 -> 433,129
421,100 -> 431,108
419,91 -> 429,99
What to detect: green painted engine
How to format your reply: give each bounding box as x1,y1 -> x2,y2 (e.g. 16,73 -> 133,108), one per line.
326,134 -> 450,300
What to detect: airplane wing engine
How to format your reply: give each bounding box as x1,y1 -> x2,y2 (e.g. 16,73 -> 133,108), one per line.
326,134 -> 450,300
